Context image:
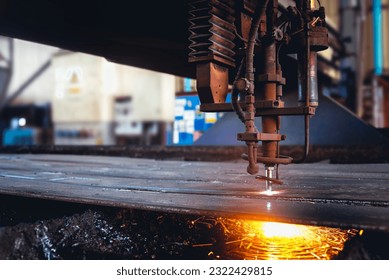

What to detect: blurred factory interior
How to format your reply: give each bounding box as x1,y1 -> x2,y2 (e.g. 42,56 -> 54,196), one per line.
0,0 -> 389,260
0,38 -> 221,147
0,0 -> 388,149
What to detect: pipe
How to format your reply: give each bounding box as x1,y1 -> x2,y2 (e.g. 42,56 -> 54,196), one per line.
356,0 -> 367,117
261,0 -> 279,187
244,0 -> 269,175
294,4 -> 312,163
298,51 -> 318,107
246,0 -> 269,83
294,26 -> 311,164
373,0 -> 383,75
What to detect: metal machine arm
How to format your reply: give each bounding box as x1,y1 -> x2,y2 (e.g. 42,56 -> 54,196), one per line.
189,0 -> 328,190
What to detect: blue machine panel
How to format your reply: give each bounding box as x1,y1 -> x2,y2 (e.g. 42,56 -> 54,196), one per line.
172,95 -> 224,145
3,128 -> 38,146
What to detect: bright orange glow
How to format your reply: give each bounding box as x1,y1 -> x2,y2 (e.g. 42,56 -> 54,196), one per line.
214,219 -> 358,260
261,222 -> 304,238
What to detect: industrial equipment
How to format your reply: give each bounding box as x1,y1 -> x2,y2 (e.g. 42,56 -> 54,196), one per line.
189,0 -> 328,190
2,0 -> 389,262
0,104 -> 51,145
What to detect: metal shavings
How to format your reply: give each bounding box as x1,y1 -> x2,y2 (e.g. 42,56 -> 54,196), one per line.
225,238 -> 246,245
192,243 -> 213,248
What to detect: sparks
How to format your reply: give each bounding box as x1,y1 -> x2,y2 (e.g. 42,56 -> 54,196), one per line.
221,219 -> 359,260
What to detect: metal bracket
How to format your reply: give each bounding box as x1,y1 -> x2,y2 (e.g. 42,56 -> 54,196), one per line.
237,132 -> 285,142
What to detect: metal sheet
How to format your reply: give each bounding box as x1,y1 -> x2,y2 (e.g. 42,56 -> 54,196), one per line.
0,154 -> 389,231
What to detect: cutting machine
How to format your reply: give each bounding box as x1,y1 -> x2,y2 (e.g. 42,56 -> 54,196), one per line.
189,0 -> 328,190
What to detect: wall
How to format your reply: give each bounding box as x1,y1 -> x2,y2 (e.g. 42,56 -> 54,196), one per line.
52,52 -> 175,124
5,39 -> 58,105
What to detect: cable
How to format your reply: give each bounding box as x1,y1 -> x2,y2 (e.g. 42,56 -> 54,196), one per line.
244,0 -> 269,175
292,115 -> 310,163
231,58 -> 246,123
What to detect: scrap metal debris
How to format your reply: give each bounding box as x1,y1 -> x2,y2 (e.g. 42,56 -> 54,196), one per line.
0,195 -> 388,260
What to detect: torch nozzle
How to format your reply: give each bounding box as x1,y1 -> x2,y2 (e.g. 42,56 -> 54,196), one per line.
265,166 -> 275,193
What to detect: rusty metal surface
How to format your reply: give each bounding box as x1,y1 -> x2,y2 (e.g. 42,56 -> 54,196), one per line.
196,62 -> 229,104
0,154 -> 389,231
0,145 -> 388,164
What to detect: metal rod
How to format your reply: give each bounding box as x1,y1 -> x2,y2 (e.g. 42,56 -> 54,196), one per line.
262,0 -> 280,188
294,6 -> 312,164
301,10 -> 311,162
356,0 -> 367,117
305,24 -> 310,107
261,0 -> 278,164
